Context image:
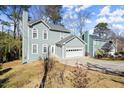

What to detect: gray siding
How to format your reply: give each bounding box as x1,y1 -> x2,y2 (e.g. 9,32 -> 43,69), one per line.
55,46 -> 62,58
64,38 -> 85,57
28,22 -> 70,62
65,38 -> 85,47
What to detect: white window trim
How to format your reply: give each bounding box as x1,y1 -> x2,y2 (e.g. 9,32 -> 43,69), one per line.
42,30 -> 48,40
32,44 -> 38,54
42,44 -> 48,54
51,45 -> 55,54
32,28 -> 38,39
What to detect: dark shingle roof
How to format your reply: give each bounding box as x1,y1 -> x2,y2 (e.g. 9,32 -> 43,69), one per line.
28,19 -> 70,33
56,35 -> 86,47
102,42 -> 113,50
47,23 -> 70,33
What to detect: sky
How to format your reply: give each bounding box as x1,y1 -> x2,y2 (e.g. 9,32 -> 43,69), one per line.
0,5 -> 124,37
61,5 -> 124,36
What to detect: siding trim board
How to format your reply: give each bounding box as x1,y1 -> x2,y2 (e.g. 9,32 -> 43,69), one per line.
62,46 -> 64,58
27,27 -> 29,62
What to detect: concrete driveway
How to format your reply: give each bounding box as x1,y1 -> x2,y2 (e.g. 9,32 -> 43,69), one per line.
61,57 -> 124,72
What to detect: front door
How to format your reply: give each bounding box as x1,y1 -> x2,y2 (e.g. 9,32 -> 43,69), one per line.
50,45 -> 55,55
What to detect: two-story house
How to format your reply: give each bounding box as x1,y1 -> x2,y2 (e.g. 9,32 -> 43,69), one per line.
22,10 -> 86,63
83,31 -> 116,57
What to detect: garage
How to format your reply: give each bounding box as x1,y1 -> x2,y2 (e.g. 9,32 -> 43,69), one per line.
65,47 -> 84,58
56,35 -> 86,58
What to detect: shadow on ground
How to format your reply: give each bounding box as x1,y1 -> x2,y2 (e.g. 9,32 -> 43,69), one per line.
0,68 -> 12,75
0,78 -> 9,87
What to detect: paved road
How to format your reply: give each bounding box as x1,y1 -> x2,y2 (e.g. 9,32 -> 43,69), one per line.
61,57 -> 124,72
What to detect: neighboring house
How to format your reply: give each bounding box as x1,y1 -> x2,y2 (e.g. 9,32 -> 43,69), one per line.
116,37 -> 124,52
101,41 -> 116,55
22,11 -> 86,63
83,31 -> 116,57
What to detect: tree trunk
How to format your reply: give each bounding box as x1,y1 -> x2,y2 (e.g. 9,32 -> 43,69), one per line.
13,23 -> 17,39
2,25 -> 4,32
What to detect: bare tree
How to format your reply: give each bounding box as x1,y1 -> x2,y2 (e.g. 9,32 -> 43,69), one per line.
0,5 -> 30,39
30,6 -> 48,21
78,11 -> 91,36
30,5 -> 62,24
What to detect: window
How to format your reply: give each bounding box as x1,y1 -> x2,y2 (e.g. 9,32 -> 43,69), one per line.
32,28 -> 38,39
42,44 -> 48,53
32,44 -> 38,54
43,30 -> 48,40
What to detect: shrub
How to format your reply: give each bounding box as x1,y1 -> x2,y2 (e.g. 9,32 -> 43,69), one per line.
114,51 -> 124,56
119,51 -> 124,55
0,32 -> 21,63
0,63 -> 2,70
95,49 -> 105,59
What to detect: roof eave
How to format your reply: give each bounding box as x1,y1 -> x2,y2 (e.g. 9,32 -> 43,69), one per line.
28,19 -> 51,29
50,29 -> 70,33
75,36 -> 87,45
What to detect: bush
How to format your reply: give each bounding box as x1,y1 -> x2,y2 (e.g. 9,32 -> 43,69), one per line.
119,51 -> 124,55
0,32 -> 21,63
0,63 -> 2,70
114,51 -> 124,56
95,49 -> 105,59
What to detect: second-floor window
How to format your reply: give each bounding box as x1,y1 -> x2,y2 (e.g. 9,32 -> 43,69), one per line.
43,30 -> 48,40
32,28 -> 38,39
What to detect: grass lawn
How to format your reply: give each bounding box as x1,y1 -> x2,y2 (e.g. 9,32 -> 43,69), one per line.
0,59 -> 124,88
100,58 -> 124,62
0,60 -> 43,88
44,59 -> 124,88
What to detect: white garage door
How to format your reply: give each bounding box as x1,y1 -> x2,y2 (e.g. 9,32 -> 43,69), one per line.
65,47 -> 84,58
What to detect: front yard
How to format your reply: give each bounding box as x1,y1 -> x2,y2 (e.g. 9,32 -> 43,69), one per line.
0,60 -> 43,88
0,58 -> 124,88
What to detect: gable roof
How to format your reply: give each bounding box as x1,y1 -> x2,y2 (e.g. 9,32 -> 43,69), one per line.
56,35 -> 86,47
28,19 -> 70,33
101,41 -> 116,50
